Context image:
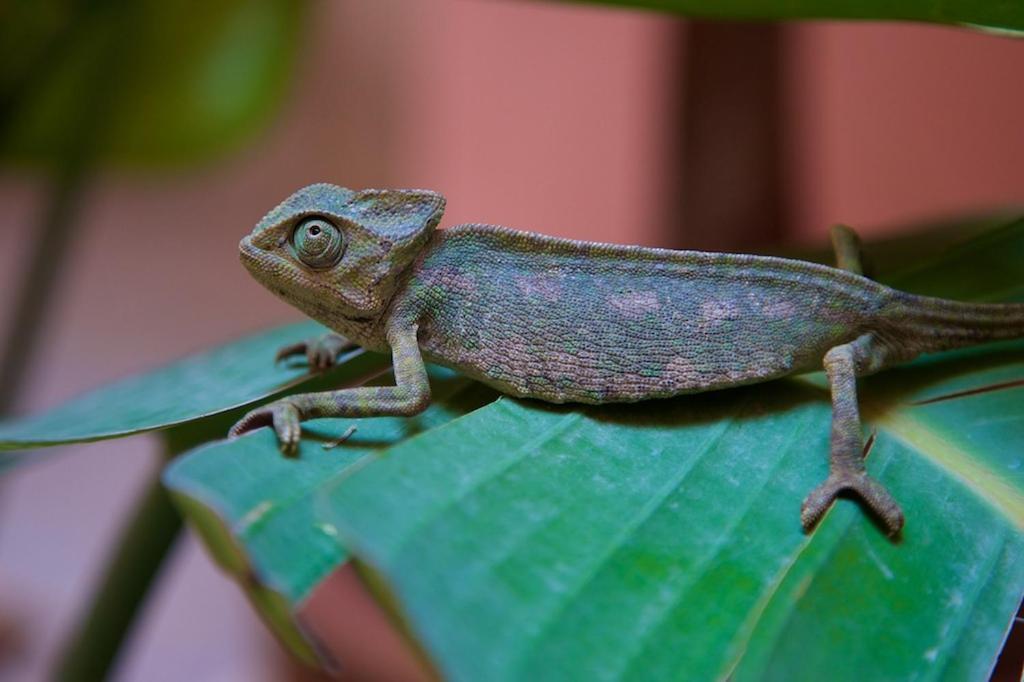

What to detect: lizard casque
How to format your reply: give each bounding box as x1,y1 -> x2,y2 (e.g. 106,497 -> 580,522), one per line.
230,184 -> 1024,535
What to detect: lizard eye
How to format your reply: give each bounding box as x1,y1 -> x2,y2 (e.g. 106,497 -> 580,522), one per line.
292,217 -> 345,269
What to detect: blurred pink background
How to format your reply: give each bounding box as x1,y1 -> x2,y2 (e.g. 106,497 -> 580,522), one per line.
1,1 -> 1022,680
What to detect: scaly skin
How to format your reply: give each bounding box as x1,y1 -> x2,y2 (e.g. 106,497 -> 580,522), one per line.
230,184 -> 1024,536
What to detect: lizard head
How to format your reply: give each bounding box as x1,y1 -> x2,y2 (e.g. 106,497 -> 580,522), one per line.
239,183 -> 445,326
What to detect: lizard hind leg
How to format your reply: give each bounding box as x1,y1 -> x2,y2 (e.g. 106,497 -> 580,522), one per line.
801,333 -> 904,536
829,224 -> 871,278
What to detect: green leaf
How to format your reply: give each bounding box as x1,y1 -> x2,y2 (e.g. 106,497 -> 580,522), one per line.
162,368 -> 498,666
0,321 -> 388,451
321,388 -> 1023,681
0,0 -> 305,165
562,0 -> 1024,34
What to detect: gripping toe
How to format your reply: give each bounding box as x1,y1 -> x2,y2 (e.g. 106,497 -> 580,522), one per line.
228,401 -> 302,456
274,334 -> 355,372
801,472 -> 903,536
274,341 -> 308,364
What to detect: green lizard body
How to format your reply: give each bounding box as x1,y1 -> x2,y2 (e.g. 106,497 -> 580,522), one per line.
230,184 -> 1024,535
406,226 -> 886,401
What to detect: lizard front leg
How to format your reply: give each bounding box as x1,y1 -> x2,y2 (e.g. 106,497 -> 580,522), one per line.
230,324 -> 429,455
275,332 -> 358,371
800,333 -> 904,535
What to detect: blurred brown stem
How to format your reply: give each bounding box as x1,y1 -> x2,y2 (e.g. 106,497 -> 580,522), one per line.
673,21 -> 789,251
0,163 -> 89,416
51,442 -> 183,682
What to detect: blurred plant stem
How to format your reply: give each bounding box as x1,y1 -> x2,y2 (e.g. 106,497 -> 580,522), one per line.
51,438 -> 184,682
673,21 -> 789,251
0,163 -> 90,416
0,1 -> 141,416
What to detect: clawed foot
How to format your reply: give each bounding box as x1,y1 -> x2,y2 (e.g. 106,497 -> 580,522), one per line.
229,400 -> 302,456
801,471 -> 904,536
275,334 -> 355,372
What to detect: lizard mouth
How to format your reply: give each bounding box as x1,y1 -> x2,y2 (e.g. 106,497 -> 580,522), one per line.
238,234 -> 296,290
238,235 -> 265,268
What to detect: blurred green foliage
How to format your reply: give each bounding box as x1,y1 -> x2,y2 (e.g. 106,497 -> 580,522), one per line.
0,0 -> 305,166
567,0 -> 1024,33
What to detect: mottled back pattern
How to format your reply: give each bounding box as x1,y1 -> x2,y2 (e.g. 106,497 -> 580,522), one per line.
394,226 -> 894,403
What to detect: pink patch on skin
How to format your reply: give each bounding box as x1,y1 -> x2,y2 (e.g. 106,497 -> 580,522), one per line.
514,275 -> 562,301
542,350 -> 582,381
762,300 -> 797,318
726,367 -> 748,382
699,300 -> 740,321
664,355 -> 698,381
434,266 -> 475,294
610,291 -> 660,318
446,272 -> 476,293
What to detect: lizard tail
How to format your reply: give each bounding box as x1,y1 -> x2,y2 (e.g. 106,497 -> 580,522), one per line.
888,291 -> 1024,354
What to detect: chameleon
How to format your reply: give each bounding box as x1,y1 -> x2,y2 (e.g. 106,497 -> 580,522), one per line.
229,183 -> 1024,536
